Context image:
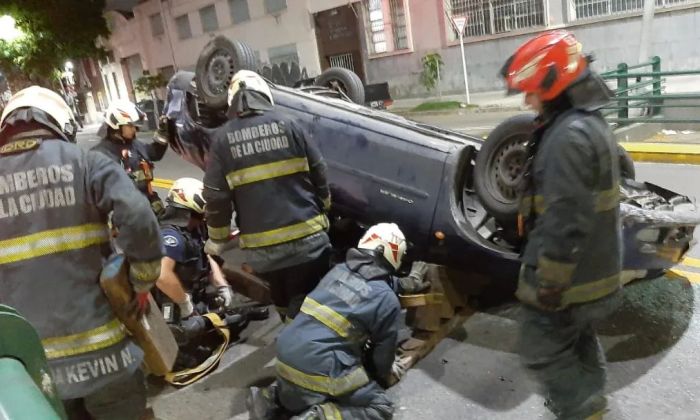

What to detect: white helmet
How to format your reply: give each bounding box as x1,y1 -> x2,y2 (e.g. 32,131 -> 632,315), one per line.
103,100 -> 145,130
167,177 -> 206,214
0,86 -> 77,142
357,223 -> 407,270
227,70 -> 274,107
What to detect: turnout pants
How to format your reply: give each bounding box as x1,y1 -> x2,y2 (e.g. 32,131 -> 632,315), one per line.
278,378 -> 394,420
518,291 -> 621,420
258,251 -> 330,321
62,369 -> 147,420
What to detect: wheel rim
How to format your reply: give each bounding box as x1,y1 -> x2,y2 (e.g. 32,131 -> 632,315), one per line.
325,79 -> 349,96
484,134 -> 529,204
204,50 -> 235,97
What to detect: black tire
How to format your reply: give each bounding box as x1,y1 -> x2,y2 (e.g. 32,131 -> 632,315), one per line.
474,113 -> 537,224
314,67 -> 365,105
617,143 -> 636,180
195,37 -> 257,109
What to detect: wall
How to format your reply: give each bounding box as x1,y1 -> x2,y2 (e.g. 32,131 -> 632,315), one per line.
106,0 -> 324,92
363,2 -> 700,99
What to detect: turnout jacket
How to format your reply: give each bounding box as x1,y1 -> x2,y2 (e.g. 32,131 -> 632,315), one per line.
517,73 -> 622,310
275,249 -> 401,396
91,136 -> 166,199
0,133 -> 162,399
203,110 -> 330,267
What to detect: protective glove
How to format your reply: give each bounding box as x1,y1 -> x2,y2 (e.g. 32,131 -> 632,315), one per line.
398,261 -> 431,294
128,292 -> 151,319
204,238 -> 235,257
152,115 -> 170,146
217,285 -> 235,309
386,356 -> 409,386
536,286 -> 565,311
178,293 -> 195,319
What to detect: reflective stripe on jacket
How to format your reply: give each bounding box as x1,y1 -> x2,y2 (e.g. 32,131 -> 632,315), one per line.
517,108 -> 622,309
275,262 -> 401,395
1,136 -> 162,399
203,110 -> 330,250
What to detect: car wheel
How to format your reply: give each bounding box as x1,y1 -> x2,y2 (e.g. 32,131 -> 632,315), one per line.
314,67 -> 365,105
618,143 -> 636,180
474,113 -> 537,224
195,37 -> 257,110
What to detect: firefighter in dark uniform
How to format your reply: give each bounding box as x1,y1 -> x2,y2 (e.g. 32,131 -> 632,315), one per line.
154,177 -> 235,322
501,31 -> 622,420
246,223 -> 431,420
92,100 -> 168,216
0,86 -> 162,418
204,70 -> 331,322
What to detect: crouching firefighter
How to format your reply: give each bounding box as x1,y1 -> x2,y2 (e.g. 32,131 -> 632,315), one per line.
0,87 -> 163,418
204,70 -> 332,323
153,177 -> 269,377
92,100 -> 168,216
501,30 -> 622,420
246,223 -> 431,420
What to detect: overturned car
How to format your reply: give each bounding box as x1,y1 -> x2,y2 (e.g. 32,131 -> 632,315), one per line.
159,39 -> 700,290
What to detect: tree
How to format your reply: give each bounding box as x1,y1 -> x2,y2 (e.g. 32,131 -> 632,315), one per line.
0,1 -> 109,84
420,52 -> 444,96
134,74 -> 168,125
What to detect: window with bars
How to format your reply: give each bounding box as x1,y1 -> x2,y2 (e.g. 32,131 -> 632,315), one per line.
570,0 -> 690,21
364,0 -> 411,55
446,0 -> 545,39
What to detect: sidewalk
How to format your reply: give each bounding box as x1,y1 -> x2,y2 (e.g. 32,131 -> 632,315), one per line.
389,90 -> 525,113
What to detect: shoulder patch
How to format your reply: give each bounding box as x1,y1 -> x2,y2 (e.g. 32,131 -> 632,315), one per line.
163,235 -> 180,247
0,138 -> 41,155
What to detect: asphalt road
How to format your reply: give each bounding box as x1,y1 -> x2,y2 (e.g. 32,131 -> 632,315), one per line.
76,119 -> 700,420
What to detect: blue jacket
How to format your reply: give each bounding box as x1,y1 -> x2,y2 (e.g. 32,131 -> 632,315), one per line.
275,249 -> 401,396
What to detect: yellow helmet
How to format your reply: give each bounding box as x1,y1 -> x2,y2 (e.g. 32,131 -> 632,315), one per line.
167,178 -> 206,214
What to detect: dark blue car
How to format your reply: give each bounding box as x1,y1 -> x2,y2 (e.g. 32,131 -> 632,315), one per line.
162,70 -> 700,290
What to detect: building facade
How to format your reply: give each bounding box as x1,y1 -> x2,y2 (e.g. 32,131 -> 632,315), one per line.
354,0 -> 700,98
104,0 -> 700,102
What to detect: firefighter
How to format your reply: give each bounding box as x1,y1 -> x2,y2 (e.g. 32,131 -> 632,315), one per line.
203,70 -> 331,322
500,30 -> 622,420
0,86 -> 162,418
246,223 -> 430,420
154,177 -> 235,322
92,99 -> 168,216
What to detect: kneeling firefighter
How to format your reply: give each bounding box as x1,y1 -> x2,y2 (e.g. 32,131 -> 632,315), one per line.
92,100 -> 168,216
0,86 -> 162,419
247,223 -> 431,420
154,178 -> 268,374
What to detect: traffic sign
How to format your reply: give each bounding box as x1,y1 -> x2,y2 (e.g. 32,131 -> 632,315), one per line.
452,16 -> 467,35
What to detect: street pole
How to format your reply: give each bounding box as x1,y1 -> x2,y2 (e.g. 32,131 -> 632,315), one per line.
458,30 -> 470,104
638,0 -> 655,63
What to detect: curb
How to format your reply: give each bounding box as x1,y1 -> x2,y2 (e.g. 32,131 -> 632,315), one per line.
620,142 -> 700,164
389,105 -> 525,117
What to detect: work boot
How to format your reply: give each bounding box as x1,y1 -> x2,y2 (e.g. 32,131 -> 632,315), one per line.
246,384 -> 279,420
291,405 -> 326,420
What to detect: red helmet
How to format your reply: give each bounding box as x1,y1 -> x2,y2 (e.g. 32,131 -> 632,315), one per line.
500,30 -> 587,101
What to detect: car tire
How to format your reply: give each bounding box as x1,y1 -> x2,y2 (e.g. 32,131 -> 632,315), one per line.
474,113 -> 537,224
195,37 -> 257,110
618,143 -> 636,180
314,67 -> 365,105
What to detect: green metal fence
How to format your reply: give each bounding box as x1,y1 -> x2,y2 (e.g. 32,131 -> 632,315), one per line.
600,56 -> 700,126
